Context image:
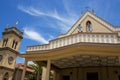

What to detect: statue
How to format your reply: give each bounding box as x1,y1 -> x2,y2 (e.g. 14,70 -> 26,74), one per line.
78,24 -> 82,32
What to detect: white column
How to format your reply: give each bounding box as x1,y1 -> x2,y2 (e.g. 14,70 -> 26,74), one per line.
90,35 -> 92,42
40,46 -> 42,50
99,35 -> 102,43
21,58 -> 28,80
61,39 -> 63,46
45,60 -> 51,80
62,39 -> 64,46
108,35 -> 112,43
50,42 -> 53,49
69,37 -> 71,44
65,38 -> 67,46
114,35 -> 117,43
94,35 -> 97,42
81,34 -> 84,42
58,40 -> 60,48
54,41 -> 56,48
73,36 -> 75,43
86,34 -> 88,42
77,34 -> 80,43
104,35 -> 107,43
42,67 -> 47,80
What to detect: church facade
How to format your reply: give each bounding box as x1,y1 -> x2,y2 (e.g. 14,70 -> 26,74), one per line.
0,26 -> 23,80
21,11 -> 120,80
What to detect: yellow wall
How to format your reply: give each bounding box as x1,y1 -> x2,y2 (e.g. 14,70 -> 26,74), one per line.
2,33 -> 22,51
0,69 -> 14,80
71,16 -> 112,34
0,50 -> 17,69
57,67 -> 120,80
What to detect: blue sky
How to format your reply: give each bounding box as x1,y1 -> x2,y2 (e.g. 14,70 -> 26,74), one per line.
0,0 -> 120,64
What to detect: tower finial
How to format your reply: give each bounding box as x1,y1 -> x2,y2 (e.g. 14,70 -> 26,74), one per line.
92,9 -> 95,14
6,24 -> 9,29
85,6 -> 89,11
14,21 -> 18,27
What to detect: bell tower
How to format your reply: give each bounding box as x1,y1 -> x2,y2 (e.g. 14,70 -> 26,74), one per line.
0,24 -> 23,80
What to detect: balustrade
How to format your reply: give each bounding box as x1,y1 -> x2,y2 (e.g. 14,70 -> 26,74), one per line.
27,33 -> 119,51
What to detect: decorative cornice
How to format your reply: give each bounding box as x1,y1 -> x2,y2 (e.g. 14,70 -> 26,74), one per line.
26,42 -> 120,54
20,42 -> 120,61
0,47 -> 19,55
2,30 -> 23,39
0,66 -> 14,71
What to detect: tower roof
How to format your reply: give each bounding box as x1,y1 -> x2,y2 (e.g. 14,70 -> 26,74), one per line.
2,27 -> 23,39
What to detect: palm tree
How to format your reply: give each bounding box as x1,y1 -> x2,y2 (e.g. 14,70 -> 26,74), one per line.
27,64 -> 54,80
28,64 -> 42,80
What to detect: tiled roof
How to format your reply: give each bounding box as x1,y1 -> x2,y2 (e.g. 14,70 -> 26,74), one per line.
15,63 -> 35,72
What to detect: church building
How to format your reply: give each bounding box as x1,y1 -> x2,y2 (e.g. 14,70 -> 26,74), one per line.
21,11 -> 120,80
0,26 -> 23,80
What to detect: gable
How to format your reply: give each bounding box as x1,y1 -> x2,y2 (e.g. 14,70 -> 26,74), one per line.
71,15 -> 112,34
59,11 -> 120,38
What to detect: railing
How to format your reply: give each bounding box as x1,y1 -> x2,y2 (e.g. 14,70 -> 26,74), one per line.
26,33 -> 119,51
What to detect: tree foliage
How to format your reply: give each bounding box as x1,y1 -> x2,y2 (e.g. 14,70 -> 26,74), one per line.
27,64 -> 53,80
27,64 -> 42,80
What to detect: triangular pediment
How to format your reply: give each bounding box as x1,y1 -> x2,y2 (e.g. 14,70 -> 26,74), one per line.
59,11 -> 120,38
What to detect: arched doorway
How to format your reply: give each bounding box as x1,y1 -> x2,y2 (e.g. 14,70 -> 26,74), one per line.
3,72 -> 9,80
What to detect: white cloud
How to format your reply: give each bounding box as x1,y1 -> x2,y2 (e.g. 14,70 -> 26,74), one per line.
24,28 -> 48,44
18,6 -> 45,16
51,9 -> 69,23
18,5 -> 70,23
18,5 -> 77,33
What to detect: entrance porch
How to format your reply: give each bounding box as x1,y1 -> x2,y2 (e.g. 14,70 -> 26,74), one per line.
20,43 -> 120,80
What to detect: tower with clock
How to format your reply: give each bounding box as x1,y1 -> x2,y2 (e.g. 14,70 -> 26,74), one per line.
0,24 -> 23,80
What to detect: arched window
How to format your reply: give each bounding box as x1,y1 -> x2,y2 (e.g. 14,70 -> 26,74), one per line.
14,42 -> 18,49
12,40 -> 15,48
2,38 -> 8,47
3,72 -> 9,80
5,38 -> 8,46
86,21 -> 92,32
12,40 -> 18,49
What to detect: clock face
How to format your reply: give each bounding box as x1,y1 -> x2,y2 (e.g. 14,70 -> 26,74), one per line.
8,57 -> 14,64
0,55 -> 3,61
